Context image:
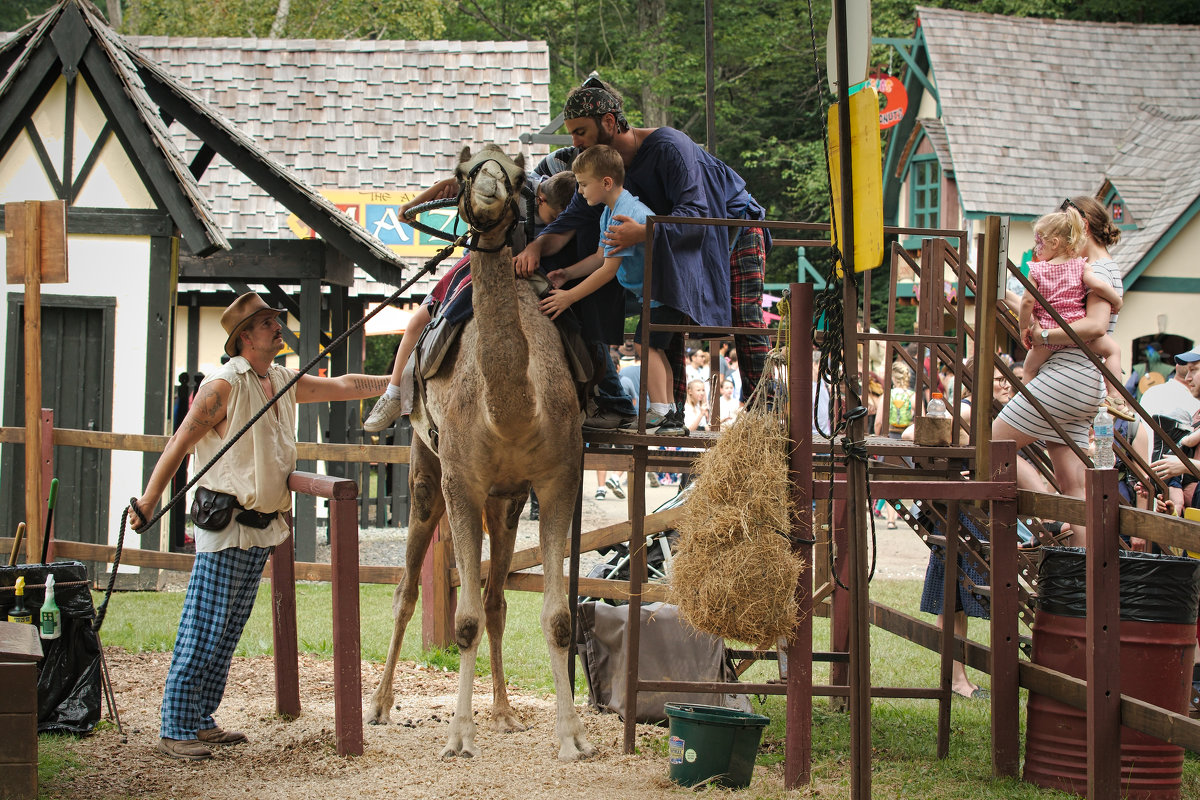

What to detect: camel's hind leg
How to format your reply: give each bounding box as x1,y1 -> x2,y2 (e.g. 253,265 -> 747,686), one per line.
534,471 -> 596,761
482,491 -> 528,732
365,436 -> 444,725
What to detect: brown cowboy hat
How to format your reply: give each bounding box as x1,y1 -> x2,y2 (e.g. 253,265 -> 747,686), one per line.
221,292 -> 285,357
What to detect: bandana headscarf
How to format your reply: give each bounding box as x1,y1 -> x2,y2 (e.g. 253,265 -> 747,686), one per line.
563,83 -> 630,132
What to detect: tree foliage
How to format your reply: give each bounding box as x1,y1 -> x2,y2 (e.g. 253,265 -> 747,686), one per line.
6,0 -> 1197,281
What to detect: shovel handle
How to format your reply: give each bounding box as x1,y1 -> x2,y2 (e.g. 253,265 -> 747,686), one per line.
8,522 -> 25,566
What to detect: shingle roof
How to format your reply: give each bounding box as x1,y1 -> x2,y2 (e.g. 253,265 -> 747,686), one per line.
129,35 -> 552,244
918,118 -> 953,171
916,7 -> 1200,221
1101,105 -> 1200,276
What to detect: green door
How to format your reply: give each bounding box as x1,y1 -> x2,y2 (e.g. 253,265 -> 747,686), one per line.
3,295 -> 115,555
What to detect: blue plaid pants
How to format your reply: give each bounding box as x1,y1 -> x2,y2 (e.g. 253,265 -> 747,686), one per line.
160,545 -> 271,740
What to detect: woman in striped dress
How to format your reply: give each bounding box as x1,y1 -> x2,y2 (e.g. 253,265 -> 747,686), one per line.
993,196 -> 1124,548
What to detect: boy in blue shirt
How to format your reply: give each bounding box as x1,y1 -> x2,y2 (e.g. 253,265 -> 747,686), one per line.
539,145 -> 687,435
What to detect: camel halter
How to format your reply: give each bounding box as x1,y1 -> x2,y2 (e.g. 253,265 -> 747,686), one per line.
455,153 -> 524,253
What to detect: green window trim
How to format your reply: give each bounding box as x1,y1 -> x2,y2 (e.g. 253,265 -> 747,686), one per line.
908,154 -> 941,232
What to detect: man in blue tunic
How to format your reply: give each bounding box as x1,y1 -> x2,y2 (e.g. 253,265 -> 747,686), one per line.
515,78 -> 770,405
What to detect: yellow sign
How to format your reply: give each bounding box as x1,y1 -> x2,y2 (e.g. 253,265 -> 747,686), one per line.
827,87 -> 884,274
287,190 -> 466,258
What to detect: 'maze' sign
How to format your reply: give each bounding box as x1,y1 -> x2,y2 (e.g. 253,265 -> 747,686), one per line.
288,190 -> 466,257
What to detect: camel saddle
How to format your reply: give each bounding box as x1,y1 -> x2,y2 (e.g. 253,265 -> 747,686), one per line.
399,272 -> 594,419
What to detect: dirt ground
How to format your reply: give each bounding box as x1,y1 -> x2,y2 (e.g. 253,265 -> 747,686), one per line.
44,480 -> 933,800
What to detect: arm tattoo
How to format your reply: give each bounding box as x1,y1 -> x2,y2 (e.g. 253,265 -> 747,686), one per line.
184,386 -> 225,432
351,376 -> 389,394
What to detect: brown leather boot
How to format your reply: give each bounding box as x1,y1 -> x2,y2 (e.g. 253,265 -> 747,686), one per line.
196,726 -> 248,745
158,737 -> 213,761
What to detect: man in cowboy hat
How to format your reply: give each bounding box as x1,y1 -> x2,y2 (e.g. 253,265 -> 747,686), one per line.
129,292 -> 388,761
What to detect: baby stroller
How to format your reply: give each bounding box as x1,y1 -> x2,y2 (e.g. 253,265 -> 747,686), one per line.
579,485 -> 688,605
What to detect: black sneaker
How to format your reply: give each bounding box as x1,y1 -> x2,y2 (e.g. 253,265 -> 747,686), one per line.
655,410 -> 688,436
584,408 -> 637,430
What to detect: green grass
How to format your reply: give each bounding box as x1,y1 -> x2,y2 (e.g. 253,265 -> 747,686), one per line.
53,578 -> 1200,798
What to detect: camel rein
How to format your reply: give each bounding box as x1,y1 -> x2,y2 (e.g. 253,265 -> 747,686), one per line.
95,233 -> 467,632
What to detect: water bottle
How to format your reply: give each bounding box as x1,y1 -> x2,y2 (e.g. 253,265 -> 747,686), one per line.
926,392 -> 950,419
1093,405 -> 1115,469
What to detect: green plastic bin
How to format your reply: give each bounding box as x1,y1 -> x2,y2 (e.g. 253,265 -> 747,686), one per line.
664,702 -> 769,788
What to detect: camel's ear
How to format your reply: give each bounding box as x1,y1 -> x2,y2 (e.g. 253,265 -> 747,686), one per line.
458,146 -> 472,163
513,153 -> 525,170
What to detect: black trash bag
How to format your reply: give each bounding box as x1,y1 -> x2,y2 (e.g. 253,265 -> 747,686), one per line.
0,561 -> 102,734
1037,546 -> 1200,625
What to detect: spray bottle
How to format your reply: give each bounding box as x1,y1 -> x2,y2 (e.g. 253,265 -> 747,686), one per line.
7,576 -> 33,624
40,573 -> 61,640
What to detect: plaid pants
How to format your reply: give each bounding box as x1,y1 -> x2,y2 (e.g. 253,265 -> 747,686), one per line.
730,227 -> 769,403
663,227 -> 769,406
160,546 -> 271,740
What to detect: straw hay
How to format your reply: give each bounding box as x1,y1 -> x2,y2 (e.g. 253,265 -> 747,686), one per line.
669,376 -> 803,648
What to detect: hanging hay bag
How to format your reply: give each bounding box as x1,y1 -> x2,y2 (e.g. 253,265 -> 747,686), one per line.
669,382 -> 803,649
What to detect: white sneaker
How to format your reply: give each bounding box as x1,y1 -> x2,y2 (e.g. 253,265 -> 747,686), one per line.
605,476 -> 625,499
595,487 -> 607,500
363,393 -> 404,432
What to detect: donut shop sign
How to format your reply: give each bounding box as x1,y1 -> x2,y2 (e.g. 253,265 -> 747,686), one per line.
868,72 -> 908,130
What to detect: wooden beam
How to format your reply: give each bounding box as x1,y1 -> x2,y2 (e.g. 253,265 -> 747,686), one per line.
1,427 -> 413,464
79,43 -> 223,256
0,37 -> 61,166
1018,489 -> 1200,553
178,239 -> 329,283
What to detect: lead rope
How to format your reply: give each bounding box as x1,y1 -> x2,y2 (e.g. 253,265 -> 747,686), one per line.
804,0 -> 875,589
94,233 -> 468,632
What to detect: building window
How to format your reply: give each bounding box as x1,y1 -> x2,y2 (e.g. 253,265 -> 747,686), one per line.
909,156 -> 940,229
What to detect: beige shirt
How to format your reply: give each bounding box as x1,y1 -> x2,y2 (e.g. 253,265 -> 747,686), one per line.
193,357 -> 296,553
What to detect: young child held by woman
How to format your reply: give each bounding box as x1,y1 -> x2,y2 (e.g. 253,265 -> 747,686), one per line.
1020,209 -> 1132,420
539,145 -> 689,436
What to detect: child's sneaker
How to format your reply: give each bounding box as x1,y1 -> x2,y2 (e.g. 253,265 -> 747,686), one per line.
595,487 -> 607,500
645,409 -> 667,431
363,393 -> 404,432
655,409 -> 688,436
605,476 -> 625,499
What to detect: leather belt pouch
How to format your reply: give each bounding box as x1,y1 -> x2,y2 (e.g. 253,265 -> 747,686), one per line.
190,486 -> 238,531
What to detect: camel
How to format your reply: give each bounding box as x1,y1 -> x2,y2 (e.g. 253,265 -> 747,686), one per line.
364,146 -> 595,762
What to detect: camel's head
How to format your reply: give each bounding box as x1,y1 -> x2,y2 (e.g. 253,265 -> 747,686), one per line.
455,145 -> 526,250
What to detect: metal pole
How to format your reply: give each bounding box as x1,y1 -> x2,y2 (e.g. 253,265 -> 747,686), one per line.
832,1 -> 872,796
704,0 -> 717,155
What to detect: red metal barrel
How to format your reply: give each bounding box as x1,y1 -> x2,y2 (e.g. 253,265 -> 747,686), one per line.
1023,610 -> 1194,800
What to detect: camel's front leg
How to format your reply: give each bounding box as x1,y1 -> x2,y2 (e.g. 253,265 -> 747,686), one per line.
440,477 -> 486,758
365,439 -> 444,725
535,474 -> 597,762
483,493 -> 527,732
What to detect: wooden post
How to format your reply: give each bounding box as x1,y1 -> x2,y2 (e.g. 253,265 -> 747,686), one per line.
22,203 -> 42,565
989,440 -> 1020,776
329,490 -> 362,757
1086,467 -> 1121,800
622,445 -> 650,753
785,282 -> 814,788
270,525 -> 301,719
6,200 -> 66,565
974,216 -> 1003,478
420,520 -> 455,649
937,500 -> 960,759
